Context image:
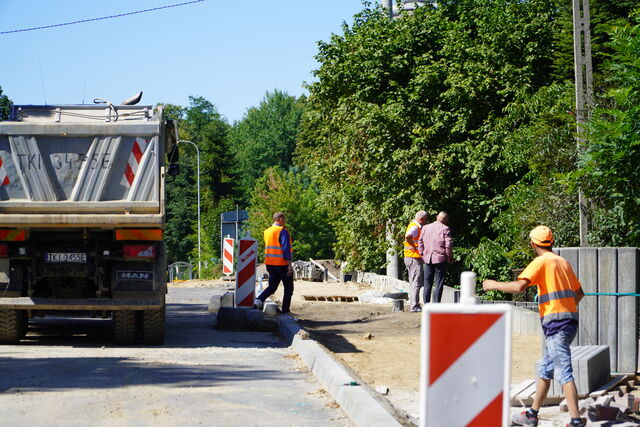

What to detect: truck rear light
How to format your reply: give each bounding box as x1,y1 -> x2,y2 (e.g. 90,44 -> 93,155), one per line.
123,245 -> 156,258
0,229 -> 27,241
115,229 -> 163,241
0,245 -> 7,257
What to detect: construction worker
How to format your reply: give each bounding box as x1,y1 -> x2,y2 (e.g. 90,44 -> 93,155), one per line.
483,225 -> 585,427
404,210 -> 428,312
255,212 -> 293,314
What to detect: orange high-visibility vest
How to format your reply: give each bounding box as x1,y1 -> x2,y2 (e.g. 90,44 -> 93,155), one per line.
403,220 -> 422,258
264,224 -> 292,266
519,252 -> 581,326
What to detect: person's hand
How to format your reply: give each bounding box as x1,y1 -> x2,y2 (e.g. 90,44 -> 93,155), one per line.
482,280 -> 495,291
287,265 -> 293,277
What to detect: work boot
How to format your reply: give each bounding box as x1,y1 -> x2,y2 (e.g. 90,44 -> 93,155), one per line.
511,410 -> 538,426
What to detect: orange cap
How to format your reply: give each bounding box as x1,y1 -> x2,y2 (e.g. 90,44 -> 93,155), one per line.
530,225 -> 554,247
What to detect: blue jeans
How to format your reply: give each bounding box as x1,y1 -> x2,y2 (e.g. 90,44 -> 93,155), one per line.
537,322 -> 578,385
423,262 -> 447,303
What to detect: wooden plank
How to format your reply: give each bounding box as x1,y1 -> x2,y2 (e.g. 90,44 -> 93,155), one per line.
510,380 -> 534,397
589,374 -> 627,398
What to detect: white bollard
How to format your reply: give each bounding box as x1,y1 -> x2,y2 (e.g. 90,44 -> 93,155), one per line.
459,271 -> 478,305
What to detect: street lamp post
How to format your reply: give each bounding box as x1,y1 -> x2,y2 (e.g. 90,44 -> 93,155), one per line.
177,140 -> 201,276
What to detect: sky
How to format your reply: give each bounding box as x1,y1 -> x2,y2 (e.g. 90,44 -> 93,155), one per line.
0,0 -> 367,123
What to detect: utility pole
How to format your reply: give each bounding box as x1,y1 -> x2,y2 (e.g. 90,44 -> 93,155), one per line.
572,0 -> 593,247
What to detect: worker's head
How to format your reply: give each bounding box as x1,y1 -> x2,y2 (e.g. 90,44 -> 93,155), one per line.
415,210 -> 428,225
436,211 -> 449,225
529,225 -> 554,249
273,211 -> 286,225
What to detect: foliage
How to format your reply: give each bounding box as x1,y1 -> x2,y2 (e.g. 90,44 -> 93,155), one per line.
0,86 -> 11,121
297,0 -> 563,271
162,97 -> 233,278
247,167 -> 335,262
229,90 -> 306,204
573,12 -> 640,246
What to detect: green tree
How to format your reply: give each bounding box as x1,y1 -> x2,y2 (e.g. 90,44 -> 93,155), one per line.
163,97 -> 234,277
0,86 -> 11,121
247,167 -> 335,262
297,0 -> 563,270
574,13 -> 640,246
229,90 -> 305,203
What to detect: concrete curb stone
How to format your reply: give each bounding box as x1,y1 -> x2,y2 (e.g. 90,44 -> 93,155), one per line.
277,315 -> 402,427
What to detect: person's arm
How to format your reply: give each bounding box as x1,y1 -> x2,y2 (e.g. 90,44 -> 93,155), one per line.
575,287 -> 584,304
280,228 -> 293,275
444,227 -> 453,263
417,227 -> 425,256
482,278 -> 530,294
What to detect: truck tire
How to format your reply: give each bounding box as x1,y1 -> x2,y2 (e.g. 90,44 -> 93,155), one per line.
0,310 -> 27,344
142,308 -> 165,345
113,311 -> 136,345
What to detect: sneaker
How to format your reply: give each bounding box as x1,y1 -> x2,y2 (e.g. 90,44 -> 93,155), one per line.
254,299 -> 264,310
566,418 -> 586,427
512,410 -> 538,426
410,307 -> 421,312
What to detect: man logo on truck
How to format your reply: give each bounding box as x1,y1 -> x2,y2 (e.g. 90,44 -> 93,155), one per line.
116,271 -> 154,281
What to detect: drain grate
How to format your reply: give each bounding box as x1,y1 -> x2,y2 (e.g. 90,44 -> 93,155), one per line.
302,295 -> 359,303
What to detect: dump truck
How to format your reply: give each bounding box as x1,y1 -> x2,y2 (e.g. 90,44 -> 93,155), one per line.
0,101 -> 179,344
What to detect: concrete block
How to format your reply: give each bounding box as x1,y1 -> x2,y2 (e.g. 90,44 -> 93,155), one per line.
544,345 -> 611,397
595,395 -> 614,406
216,307 -> 249,330
633,396 -> 640,413
617,248 -> 639,373
208,294 -> 223,313
263,301 -> 278,317
560,398 -> 569,412
598,248 -> 618,372
221,291 -> 234,307
595,405 -> 622,421
578,248 -> 598,346
612,393 -> 634,413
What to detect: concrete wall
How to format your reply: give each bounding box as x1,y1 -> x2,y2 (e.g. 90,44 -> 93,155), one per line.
555,247 -> 639,374
354,272 -> 540,337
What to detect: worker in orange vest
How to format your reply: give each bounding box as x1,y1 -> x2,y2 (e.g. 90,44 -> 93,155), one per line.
255,212 -> 293,314
404,210 -> 428,312
483,226 -> 585,427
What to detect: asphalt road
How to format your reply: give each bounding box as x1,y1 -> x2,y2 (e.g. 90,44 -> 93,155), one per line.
0,286 -> 351,426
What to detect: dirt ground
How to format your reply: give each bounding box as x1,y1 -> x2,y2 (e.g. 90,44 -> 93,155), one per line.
247,278 -> 542,419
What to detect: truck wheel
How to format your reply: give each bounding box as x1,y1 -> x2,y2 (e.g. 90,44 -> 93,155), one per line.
0,310 -> 27,344
113,311 -> 136,345
142,308 -> 165,345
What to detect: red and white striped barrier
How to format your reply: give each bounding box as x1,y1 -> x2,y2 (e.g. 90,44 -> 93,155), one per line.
420,272 -> 511,427
0,157 -> 10,186
121,137 -> 148,187
235,233 -> 257,307
222,237 -> 234,276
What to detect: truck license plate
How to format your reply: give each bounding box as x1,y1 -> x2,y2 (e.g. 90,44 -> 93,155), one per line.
45,253 -> 87,263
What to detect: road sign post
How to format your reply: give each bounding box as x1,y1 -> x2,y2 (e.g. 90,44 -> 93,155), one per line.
420,272 -> 512,426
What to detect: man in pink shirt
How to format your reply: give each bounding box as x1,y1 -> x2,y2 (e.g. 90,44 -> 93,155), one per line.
418,211 -> 453,303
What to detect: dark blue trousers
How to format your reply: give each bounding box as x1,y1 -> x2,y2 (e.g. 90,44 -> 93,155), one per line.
257,264 -> 294,313
424,262 -> 447,303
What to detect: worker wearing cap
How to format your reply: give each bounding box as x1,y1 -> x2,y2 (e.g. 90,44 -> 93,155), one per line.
483,226 -> 585,427
256,212 -> 293,314
404,210 -> 428,312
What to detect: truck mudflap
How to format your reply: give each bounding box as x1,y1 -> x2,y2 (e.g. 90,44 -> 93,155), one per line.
0,297 -> 164,310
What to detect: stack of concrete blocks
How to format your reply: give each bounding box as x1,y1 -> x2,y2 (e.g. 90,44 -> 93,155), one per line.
536,345 -> 611,397
291,261 -> 324,281
555,247 -> 639,374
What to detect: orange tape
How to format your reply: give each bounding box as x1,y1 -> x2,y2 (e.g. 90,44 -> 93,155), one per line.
115,229 -> 163,241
